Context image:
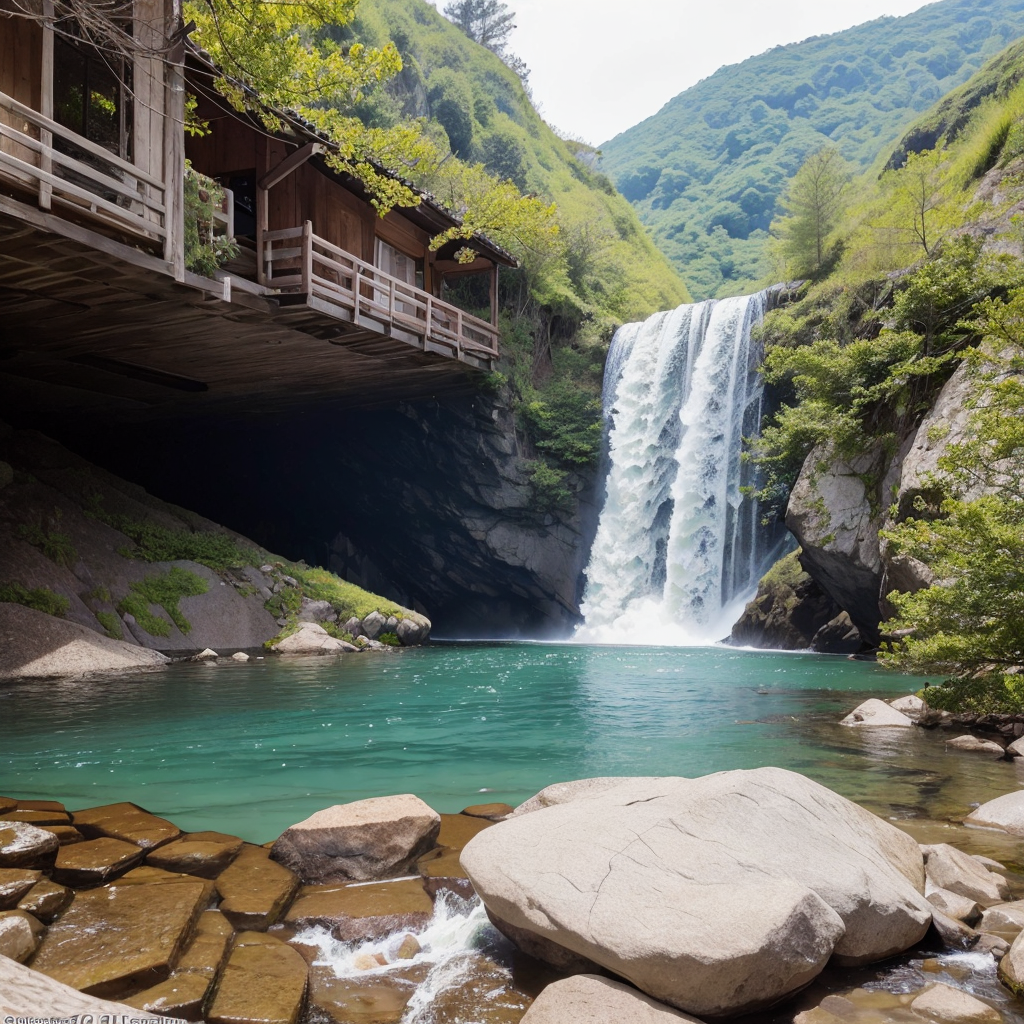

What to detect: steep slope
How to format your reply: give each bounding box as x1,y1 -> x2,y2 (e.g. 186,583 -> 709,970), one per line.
600,0 -> 1024,300
351,0 -> 690,320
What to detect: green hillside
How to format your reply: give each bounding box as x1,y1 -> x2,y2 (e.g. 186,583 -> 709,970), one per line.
600,0 -> 1024,300
350,0 -> 690,322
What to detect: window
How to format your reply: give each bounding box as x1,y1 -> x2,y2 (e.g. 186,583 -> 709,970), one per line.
375,239 -> 424,289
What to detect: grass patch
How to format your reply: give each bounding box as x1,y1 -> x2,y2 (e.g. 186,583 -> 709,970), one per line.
117,567 -> 209,637
378,631 -> 400,647
18,514 -> 77,568
0,582 -> 70,618
288,565 -> 407,621
95,611 -> 123,640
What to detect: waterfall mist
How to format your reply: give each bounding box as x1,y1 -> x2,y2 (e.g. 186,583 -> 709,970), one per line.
578,290 -> 785,645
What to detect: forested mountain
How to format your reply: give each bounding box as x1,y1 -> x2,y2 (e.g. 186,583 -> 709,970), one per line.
599,0 -> 1024,299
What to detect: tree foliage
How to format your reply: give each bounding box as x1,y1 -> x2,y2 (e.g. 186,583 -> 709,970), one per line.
442,0 -> 515,52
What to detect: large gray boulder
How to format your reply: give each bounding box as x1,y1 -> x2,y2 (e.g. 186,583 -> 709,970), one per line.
965,791 -> 1024,836
923,844 -> 1010,907
461,769 -> 932,1018
271,622 -> 357,655
839,699 -> 915,728
522,975 -> 705,1023
271,795 -> 441,883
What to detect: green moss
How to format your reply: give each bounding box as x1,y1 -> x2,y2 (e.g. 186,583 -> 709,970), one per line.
0,582 -> 70,618
759,550 -> 806,593
116,567 -> 209,638
18,514 -> 77,568
378,631 -> 400,646
95,611 -> 123,640
287,565 -> 407,621
99,514 -> 258,571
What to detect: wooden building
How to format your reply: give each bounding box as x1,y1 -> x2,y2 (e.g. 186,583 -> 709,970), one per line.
0,2 -> 514,422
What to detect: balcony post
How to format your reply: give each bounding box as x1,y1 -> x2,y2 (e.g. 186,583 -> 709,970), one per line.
38,0 -> 54,211
302,220 -> 313,295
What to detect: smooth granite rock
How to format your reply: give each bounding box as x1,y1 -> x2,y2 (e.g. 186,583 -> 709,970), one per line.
923,845 -> 1010,908
891,694 -> 927,715
927,888 -> 981,924
840,699 -> 915,728
947,736 -> 1005,755
0,868 -> 42,909
0,821 -> 59,869
522,975 -> 706,1024
31,874 -> 212,998
284,878 -> 434,941
0,908 -> 44,962
462,769 -> 932,1017
215,845 -> 299,931
272,795 -> 441,883
52,836 -> 145,887
979,900 -> 1024,938
965,792 -> 1024,837
512,777 -> 661,817
910,983 -> 1001,1024
0,956 -> 164,1019
271,622 -> 355,655
207,932 -> 308,1024
147,831 -> 244,879
72,801 -> 181,849
999,929 -> 1024,995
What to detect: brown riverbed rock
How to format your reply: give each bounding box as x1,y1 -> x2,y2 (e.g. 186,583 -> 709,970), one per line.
462,769 -> 932,1018
216,844 -> 299,931
147,831 -> 244,879
52,836 -> 145,887
285,878 -> 434,942
417,813 -> 493,880
0,820 -> 59,868
923,845 -> 1010,908
0,808 -> 73,826
176,908 -> 234,979
305,959 -> 428,1024
910,983 -> 1001,1024
207,931 -> 308,1024
0,797 -> 16,814
0,908 -> 44,962
126,972 -> 211,1020
40,824 -> 85,845
0,867 -> 42,908
0,956 -> 165,1020
72,801 -> 181,849
272,795 -> 441,884
18,878 -> 73,922
522,975 -> 704,1023
31,874 -> 212,998
461,803 -> 515,821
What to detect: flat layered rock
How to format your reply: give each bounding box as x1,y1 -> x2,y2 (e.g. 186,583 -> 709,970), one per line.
285,878 -> 433,941
0,797 -> 16,814
176,909 -> 234,978
40,825 -> 85,845
522,975 -> 705,1023
965,792 -> 1024,837
125,972 -> 211,1020
52,836 -> 145,887
0,821 -> 59,869
207,932 -> 308,1024
18,879 -> 73,922
0,868 -> 42,908
0,908 -> 44,962
461,803 -> 514,821
923,845 -> 1009,908
418,813 -> 493,879
31,874 -> 212,998
147,832 -> 244,879
72,801 -> 181,849
0,956 -> 165,1020
0,808 -> 73,826
910,983 -> 1000,1024
840,699 -> 915,728
462,769 -> 932,1018
271,795 -> 440,883
216,845 -> 299,931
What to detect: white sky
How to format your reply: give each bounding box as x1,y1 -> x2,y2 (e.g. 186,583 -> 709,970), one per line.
427,0 -> 933,144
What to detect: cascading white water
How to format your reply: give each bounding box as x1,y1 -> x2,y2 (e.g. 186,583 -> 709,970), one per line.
578,290 -> 782,645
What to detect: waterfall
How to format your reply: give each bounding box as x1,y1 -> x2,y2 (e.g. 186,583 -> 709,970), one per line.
578,290 -> 782,646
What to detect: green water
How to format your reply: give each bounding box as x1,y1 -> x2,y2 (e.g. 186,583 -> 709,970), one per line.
2,643 -> 1022,843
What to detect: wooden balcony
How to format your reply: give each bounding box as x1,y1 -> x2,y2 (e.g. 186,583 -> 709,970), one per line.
261,223 -> 500,370
0,89 -> 168,251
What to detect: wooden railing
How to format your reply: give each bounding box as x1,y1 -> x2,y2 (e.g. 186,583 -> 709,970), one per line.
261,222 -> 499,360
0,89 -> 166,246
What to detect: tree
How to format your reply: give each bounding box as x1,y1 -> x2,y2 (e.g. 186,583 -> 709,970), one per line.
443,0 -> 516,53
773,147 -> 850,278
876,144 -> 956,257
427,69 -> 475,157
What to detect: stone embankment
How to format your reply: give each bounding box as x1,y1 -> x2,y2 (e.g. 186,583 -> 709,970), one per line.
6,765 -> 1024,1024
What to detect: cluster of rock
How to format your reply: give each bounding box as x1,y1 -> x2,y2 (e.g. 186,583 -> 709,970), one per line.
0,791 -> 511,1023
269,608 -> 430,657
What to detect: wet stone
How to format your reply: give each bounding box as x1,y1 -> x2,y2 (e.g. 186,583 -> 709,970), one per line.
0,868 -> 42,909
418,814 -> 493,880
216,845 -> 299,931
306,960 -> 428,1024
207,931 -> 308,1024
147,832 -> 244,879
422,949 -> 532,1024
0,908 -> 45,963
31,875 -> 212,999
73,801 -> 181,850
52,837 -> 145,887
176,909 -> 234,978
125,972 -> 211,1020
0,796 -> 16,814
40,825 -> 85,846
0,809 -> 73,826
18,879 -> 73,923
461,803 -> 515,821
18,800 -> 66,811
284,878 -> 433,942
0,821 -> 59,869
422,876 -> 476,902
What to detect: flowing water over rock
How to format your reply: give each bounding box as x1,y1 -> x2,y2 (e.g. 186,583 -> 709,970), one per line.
579,291 -> 787,644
